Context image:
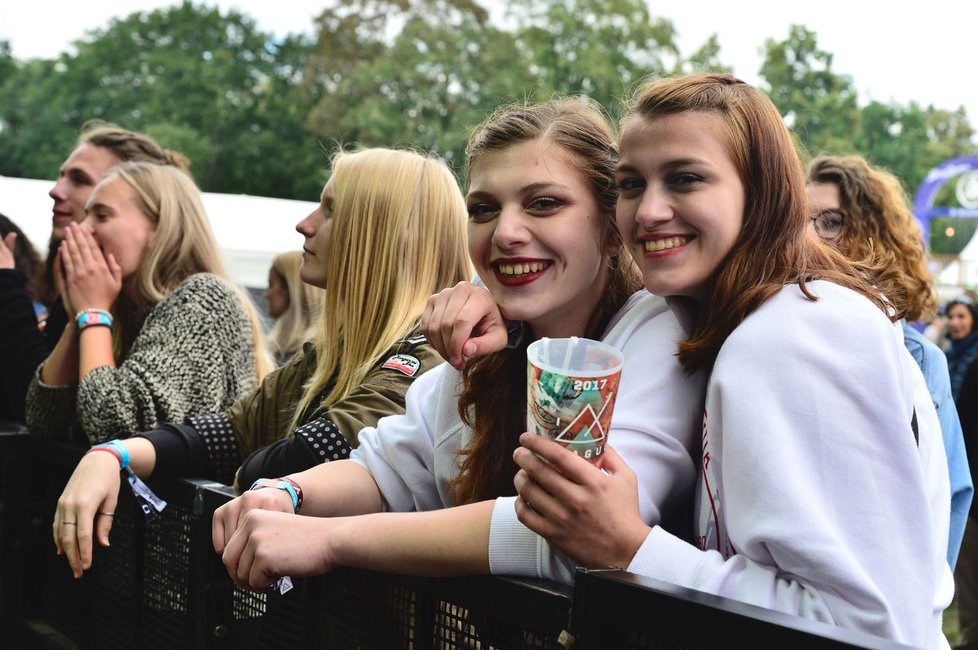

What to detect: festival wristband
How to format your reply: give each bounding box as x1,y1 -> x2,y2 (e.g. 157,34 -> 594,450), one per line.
126,466 -> 167,521
249,477 -> 303,513
75,308 -> 113,331
87,440 -> 130,470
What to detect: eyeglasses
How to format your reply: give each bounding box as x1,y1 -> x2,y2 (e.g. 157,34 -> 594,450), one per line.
811,209 -> 846,242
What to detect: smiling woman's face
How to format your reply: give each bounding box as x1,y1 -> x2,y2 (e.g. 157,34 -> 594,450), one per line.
615,111 -> 745,301
465,138 -> 609,339
947,303 -> 975,340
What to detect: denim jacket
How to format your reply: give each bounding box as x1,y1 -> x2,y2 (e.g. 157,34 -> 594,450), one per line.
905,322 -> 973,569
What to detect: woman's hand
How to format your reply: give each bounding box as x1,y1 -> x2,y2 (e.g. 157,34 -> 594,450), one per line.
212,487 -> 296,555
513,434 -> 651,570
220,509 -> 340,591
61,223 -> 122,312
422,281 -> 509,370
53,450 -> 123,578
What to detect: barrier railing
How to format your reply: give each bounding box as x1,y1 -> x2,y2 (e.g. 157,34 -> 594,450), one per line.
0,428 -> 913,649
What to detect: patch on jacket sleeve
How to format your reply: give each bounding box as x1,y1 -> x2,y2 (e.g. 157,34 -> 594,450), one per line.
382,353 -> 421,377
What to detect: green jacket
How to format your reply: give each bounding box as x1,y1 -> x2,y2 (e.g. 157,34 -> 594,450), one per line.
228,333 -> 440,456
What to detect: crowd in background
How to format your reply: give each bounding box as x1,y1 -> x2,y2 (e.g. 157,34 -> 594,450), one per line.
0,72 -> 974,650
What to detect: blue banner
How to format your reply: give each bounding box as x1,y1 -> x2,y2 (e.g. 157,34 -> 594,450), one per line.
913,156 -> 978,242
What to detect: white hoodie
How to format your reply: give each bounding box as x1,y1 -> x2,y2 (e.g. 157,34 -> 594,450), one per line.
626,281 -> 953,648
351,290 -> 705,582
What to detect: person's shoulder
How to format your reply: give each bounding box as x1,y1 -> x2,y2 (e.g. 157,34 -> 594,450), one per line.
604,289 -> 689,341
902,323 -> 943,359
163,273 -> 241,312
175,272 -> 233,295
755,280 -> 886,324
375,331 -> 441,380
728,281 -> 895,353
600,291 -> 693,375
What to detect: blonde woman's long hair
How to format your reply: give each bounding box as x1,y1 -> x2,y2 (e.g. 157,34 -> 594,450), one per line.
290,148 -> 472,428
106,161 -> 273,379
267,251 -> 324,359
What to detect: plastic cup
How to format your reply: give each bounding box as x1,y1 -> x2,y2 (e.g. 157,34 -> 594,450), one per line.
526,337 -> 624,464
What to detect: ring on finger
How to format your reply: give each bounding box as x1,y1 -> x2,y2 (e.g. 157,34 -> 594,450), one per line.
62,521 -> 77,526
97,511 -> 115,517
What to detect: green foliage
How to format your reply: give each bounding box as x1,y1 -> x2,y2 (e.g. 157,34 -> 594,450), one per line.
304,1 -> 529,169
0,1 -> 320,199
0,0 -> 974,206
504,0 -> 679,112
930,217 -> 978,256
760,25 -> 861,158
760,25 -> 977,194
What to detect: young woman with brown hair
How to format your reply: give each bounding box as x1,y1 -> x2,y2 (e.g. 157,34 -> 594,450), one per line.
511,74 -> 951,647
212,98 -> 703,586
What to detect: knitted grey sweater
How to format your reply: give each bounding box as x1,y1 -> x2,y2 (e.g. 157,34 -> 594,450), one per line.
26,273 -> 259,444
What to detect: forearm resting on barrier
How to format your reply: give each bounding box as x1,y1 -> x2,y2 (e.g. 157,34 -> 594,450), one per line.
221,501 -> 494,591
53,437 -> 156,578
212,460 -> 383,553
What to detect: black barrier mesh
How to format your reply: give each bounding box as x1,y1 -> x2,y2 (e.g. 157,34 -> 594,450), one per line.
432,600 -> 565,649
90,490 -> 144,649
315,569 -> 415,649
617,632 -> 691,650
142,501 -> 194,650
312,571 -> 573,650
13,437 -> 890,650
231,578 -> 310,649
0,432 -> 28,645
35,463 -> 90,643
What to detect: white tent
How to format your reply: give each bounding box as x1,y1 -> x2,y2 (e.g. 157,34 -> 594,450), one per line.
0,175 -> 318,289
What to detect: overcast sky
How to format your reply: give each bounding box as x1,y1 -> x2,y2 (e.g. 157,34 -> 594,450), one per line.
1,1 -> 976,129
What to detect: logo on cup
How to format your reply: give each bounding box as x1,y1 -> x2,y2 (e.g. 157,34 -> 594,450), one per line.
527,337 -> 623,463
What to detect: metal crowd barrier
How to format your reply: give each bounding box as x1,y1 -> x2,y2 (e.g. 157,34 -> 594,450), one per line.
0,428 -> 913,649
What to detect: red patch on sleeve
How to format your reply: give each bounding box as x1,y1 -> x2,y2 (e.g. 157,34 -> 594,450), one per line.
382,354 -> 421,377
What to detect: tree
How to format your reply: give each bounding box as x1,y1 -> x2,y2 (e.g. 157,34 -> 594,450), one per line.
759,25 -> 860,157
0,2 -> 320,198
505,0 -> 680,112
676,34 -> 733,76
305,2 -> 532,171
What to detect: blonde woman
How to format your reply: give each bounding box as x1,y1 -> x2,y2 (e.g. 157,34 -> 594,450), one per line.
27,161 -> 272,443
264,251 -> 324,363
53,148 -> 471,577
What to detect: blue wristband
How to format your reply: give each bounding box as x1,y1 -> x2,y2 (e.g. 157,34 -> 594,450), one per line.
249,478 -> 300,513
75,309 -> 113,331
91,440 -> 130,470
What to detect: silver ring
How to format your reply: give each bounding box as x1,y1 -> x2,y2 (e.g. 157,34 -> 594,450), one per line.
97,511 -> 115,517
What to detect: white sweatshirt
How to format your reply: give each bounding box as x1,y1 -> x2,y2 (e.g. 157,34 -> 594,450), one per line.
626,281 -> 953,648
350,291 -> 705,583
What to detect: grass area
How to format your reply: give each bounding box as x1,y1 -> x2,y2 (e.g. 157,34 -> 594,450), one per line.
946,603 -> 961,646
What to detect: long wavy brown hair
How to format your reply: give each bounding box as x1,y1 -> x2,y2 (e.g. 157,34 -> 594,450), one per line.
452,98 -> 642,505
807,154 -> 936,322
624,74 -> 895,373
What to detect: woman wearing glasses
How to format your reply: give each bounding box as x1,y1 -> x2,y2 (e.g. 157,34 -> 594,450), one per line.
806,154 -> 973,575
